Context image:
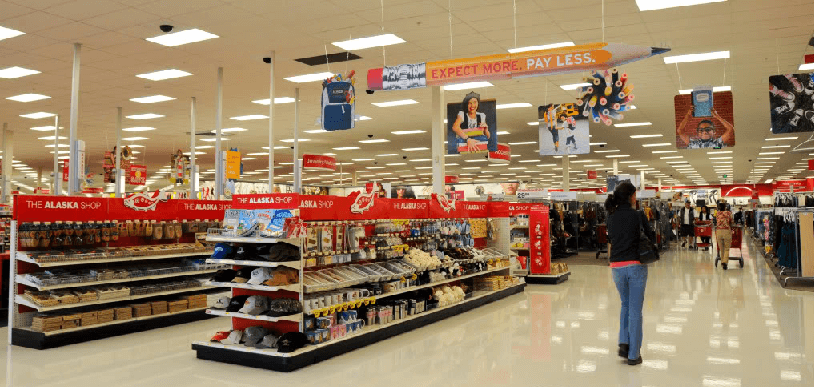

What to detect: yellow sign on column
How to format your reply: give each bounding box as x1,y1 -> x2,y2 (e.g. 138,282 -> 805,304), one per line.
225,150 -> 241,179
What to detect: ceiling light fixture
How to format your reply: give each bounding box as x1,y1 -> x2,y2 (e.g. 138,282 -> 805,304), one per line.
146,28 -> 218,47
333,147 -> 360,150
800,63 -> 814,71
652,150 -> 678,154
136,69 -> 191,81
230,114 -> 268,121
509,41 -> 574,53
391,130 -> 426,135
201,138 -> 229,142
508,141 -> 536,145
30,126 -> 61,131
332,33 -> 405,50
372,99 -> 419,107
642,143 -> 672,147
614,122 -> 652,127
122,126 -> 155,132
403,147 -> 429,151
359,139 -> 390,143
679,86 -> 730,94
20,112 -> 55,119
664,50 -> 729,64
496,103 -> 532,109
130,95 -> 174,104
126,113 -> 164,120
560,82 -> 592,90
630,134 -> 663,139
6,93 -> 50,102
284,72 -> 336,83
443,81 -> 493,90
0,66 -> 40,79
252,97 -> 295,105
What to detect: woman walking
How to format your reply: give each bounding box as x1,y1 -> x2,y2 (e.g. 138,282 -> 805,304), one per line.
715,202 -> 734,270
605,181 -> 654,365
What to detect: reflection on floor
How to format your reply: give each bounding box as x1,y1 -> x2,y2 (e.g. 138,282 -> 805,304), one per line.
2,238 -> 813,386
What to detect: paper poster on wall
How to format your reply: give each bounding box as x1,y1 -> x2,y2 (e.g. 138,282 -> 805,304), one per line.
539,102 -> 590,155
674,89 -> 735,149
769,74 -> 814,134
447,93 -> 497,154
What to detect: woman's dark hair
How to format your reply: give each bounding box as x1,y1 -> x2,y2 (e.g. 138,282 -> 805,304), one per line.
718,201 -> 727,211
604,181 -> 636,214
462,91 -> 480,111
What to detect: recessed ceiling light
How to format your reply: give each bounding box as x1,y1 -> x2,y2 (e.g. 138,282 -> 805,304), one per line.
122,126 -> 155,132
409,159 -> 431,162
252,97 -> 295,105
560,82 -> 592,90
49,150 -> 70,154
195,145 -> 214,149
280,138 -> 310,143
0,25 -> 24,41
652,150 -> 677,154
614,122 -> 652,128
508,41 -> 574,53
332,33 -> 405,50
664,50 -> 729,64
798,63 -> 814,71
262,146 -> 289,150
146,28 -> 218,47
527,121 -> 540,126
130,95 -> 175,103
508,141 -> 536,145
209,127 -> 248,133
200,138 -> 231,142
464,159 -> 488,163
0,66 -> 40,79
359,139 -> 390,143
20,112 -> 55,119
642,143 -> 672,147
126,113 -> 164,120
30,126 -> 62,131
183,151 -> 206,155
496,103 -> 532,109
589,142 -> 607,146
443,81 -> 493,91
304,129 -> 328,134
403,147 -> 429,151
758,151 -> 785,155
6,93 -> 50,103
333,147 -> 360,150
386,163 -> 407,166
230,114 -> 268,121
679,86 -> 730,94
355,116 -> 372,121
762,145 -> 791,149
246,152 -> 268,156
136,69 -> 191,81
392,130 -> 426,135
284,72 -> 335,83
375,154 -> 398,157
630,134 -> 663,139
45,144 -> 69,148
372,99 -> 418,107
123,136 -> 148,141
605,155 -> 630,158
619,160 -> 642,164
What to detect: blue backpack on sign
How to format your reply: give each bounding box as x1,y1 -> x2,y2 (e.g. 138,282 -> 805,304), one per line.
322,81 -> 355,131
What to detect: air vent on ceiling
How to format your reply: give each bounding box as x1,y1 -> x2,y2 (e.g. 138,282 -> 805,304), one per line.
295,52 -> 361,66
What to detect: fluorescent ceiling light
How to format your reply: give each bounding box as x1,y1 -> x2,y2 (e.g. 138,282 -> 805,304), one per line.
508,141 -> 536,145
758,151 -> 785,155
630,134 -> 663,139
20,112 -> 55,119
642,143 -> 672,147
252,97 -> 295,105
376,154 -> 398,157
136,69 -> 191,81
122,126 -> 155,132
183,151 -> 205,156
230,114 -> 267,121
464,159 -> 488,163
443,81 -> 493,90
619,160 -> 642,164
709,157 -> 732,160
496,131 -> 510,135
560,83 -> 591,91
280,138 -> 310,143
38,136 -> 66,140
200,138 -> 230,142
660,156 -> 683,159
664,50 -> 729,64
304,129 -> 328,134
209,127 -> 247,133
0,26 -> 24,41
508,41 -> 574,53
45,144 -> 69,148
392,130 -> 425,135
762,145 -> 791,149
6,93 -> 50,102
359,139 -> 390,143
403,147 -> 429,151
352,158 -> 374,161
246,152 -> 269,156
146,28 -> 218,47
122,136 -> 148,141
126,113 -> 164,120
130,95 -> 174,103
333,147 -> 360,150
332,33 -> 404,50
605,155 -> 630,158
652,150 -> 677,154
284,72 -> 335,83
386,163 -> 406,166
799,63 -> 814,71
758,157 -> 780,160
589,142 -> 607,146
594,150 -> 620,153
666,161 -> 689,164
707,150 -> 732,154
356,116 -> 372,121
679,86 -> 731,94
372,99 -> 418,107
496,103 -> 532,109
0,66 -> 40,79
614,122 -> 652,128
30,126 -> 61,131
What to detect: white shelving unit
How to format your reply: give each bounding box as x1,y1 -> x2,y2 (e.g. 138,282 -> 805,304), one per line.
205,309 -> 303,322
16,268 -> 220,291
205,258 -> 300,270
17,307 -> 208,336
15,286 -> 211,312
16,250 -> 211,267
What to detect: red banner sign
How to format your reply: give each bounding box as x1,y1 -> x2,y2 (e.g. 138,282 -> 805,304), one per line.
774,180 -> 806,192
62,161 -> 69,182
129,164 -> 147,185
488,143 -> 511,163
587,170 -> 597,180
528,206 -> 551,275
302,154 -> 336,171
445,175 -> 459,184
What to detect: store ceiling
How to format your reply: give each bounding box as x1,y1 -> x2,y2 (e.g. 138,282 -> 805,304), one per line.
0,0 -> 813,191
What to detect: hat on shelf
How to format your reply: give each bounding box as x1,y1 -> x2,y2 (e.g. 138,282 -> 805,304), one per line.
262,267 -> 300,287
262,243 -> 300,262
211,243 -> 233,259
211,295 -> 231,309
254,334 -> 280,349
241,326 -> 269,347
238,295 -> 269,315
276,332 -> 308,353
222,329 -> 243,345
247,267 -> 273,285
263,298 -> 302,317
212,269 -> 237,283
225,295 -> 250,312
232,267 -> 254,283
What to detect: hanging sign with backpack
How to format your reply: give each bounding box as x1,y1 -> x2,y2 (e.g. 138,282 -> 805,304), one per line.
321,71 -> 356,131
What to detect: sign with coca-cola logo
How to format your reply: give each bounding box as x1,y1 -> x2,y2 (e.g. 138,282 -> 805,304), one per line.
303,154 -> 336,171
488,143 -> 511,163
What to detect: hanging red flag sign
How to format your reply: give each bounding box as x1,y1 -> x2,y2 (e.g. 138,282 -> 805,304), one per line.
302,154 -> 336,171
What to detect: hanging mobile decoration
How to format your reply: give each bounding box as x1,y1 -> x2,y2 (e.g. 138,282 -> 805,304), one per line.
575,68 -> 634,126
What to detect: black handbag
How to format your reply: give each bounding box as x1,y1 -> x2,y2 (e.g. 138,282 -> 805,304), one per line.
638,212 -> 660,264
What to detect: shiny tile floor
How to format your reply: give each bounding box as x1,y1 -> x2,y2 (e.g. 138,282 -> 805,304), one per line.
2,237 -> 814,387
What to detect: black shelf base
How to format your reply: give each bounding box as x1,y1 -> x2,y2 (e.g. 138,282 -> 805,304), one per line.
193,283 -> 526,372
526,272 -> 570,285
12,311 -> 214,350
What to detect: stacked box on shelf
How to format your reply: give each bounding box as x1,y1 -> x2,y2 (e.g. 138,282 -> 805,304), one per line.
168,300 -> 188,313
114,307 -> 132,321
97,308 -> 115,324
150,301 -> 168,315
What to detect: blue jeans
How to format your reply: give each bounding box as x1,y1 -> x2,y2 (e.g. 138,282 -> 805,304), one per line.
613,264 -> 648,360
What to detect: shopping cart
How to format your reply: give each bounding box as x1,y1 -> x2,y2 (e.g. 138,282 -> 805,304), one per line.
695,221 -> 713,250
595,223 -> 608,259
715,225 -> 744,268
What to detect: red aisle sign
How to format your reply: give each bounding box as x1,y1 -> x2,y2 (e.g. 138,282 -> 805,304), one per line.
445,175 -> 459,184
528,206 -> 551,275
129,164 -> 147,185
302,154 -> 336,171
62,161 -> 69,182
488,143 -> 511,163
587,170 -> 597,179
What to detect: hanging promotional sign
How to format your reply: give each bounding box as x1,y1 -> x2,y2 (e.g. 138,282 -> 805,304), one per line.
302,154 -> 337,171
321,71 -> 356,131
445,175 -> 459,184
550,191 -> 577,201
225,150 -> 241,180
587,170 -> 597,179
607,174 -> 641,191
447,94 -> 497,154
769,74 -> 814,134
123,191 -> 171,212
675,89 -> 735,149
576,69 -> 635,126
62,161 -> 68,182
366,42 -> 668,91
128,164 -> 147,185
488,143 -> 511,162
539,102 -> 589,155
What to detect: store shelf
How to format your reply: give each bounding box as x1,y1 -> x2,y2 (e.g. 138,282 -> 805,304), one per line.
16,268 -> 221,290
205,281 -> 300,293
16,251 -> 211,267
15,286 -> 211,312
511,224 -> 529,229
20,307 -> 209,336
206,235 -> 301,244
205,258 -> 301,269
191,282 -> 526,371
510,247 -> 529,251
375,266 -> 511,300
205,309 -> 303,322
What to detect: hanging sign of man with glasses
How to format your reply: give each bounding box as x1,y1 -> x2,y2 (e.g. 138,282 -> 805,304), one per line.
674,89 -> 735,149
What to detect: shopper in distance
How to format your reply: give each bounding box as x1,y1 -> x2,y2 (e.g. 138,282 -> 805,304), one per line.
677,200 -> 697,249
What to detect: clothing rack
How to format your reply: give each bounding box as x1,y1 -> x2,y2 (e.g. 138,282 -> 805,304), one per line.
785,209 -> 814,287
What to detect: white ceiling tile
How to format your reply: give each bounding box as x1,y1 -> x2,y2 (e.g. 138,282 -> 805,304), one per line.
35,22 -> 107,42
1,10 -> 73,32
42,0 -> 127,21
82,8 -> 163,30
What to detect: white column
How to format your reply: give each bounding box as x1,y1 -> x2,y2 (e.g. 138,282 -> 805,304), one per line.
37,167 -> 42,189
52,115 -> 59,195
640,170 -> 646,191
267,51 -> 276,193
68,43 -> 81,195
1,124 -> 10,202
214,67 -> 224,198
114,107 -> 123,197
613,159 -> 618,175
190,97 -> 197,198
293,87 -> 301,193
352,171 -> 358,186
431,86 -> 445,195
563,156 -> 570,192
658,178 -> 662,192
